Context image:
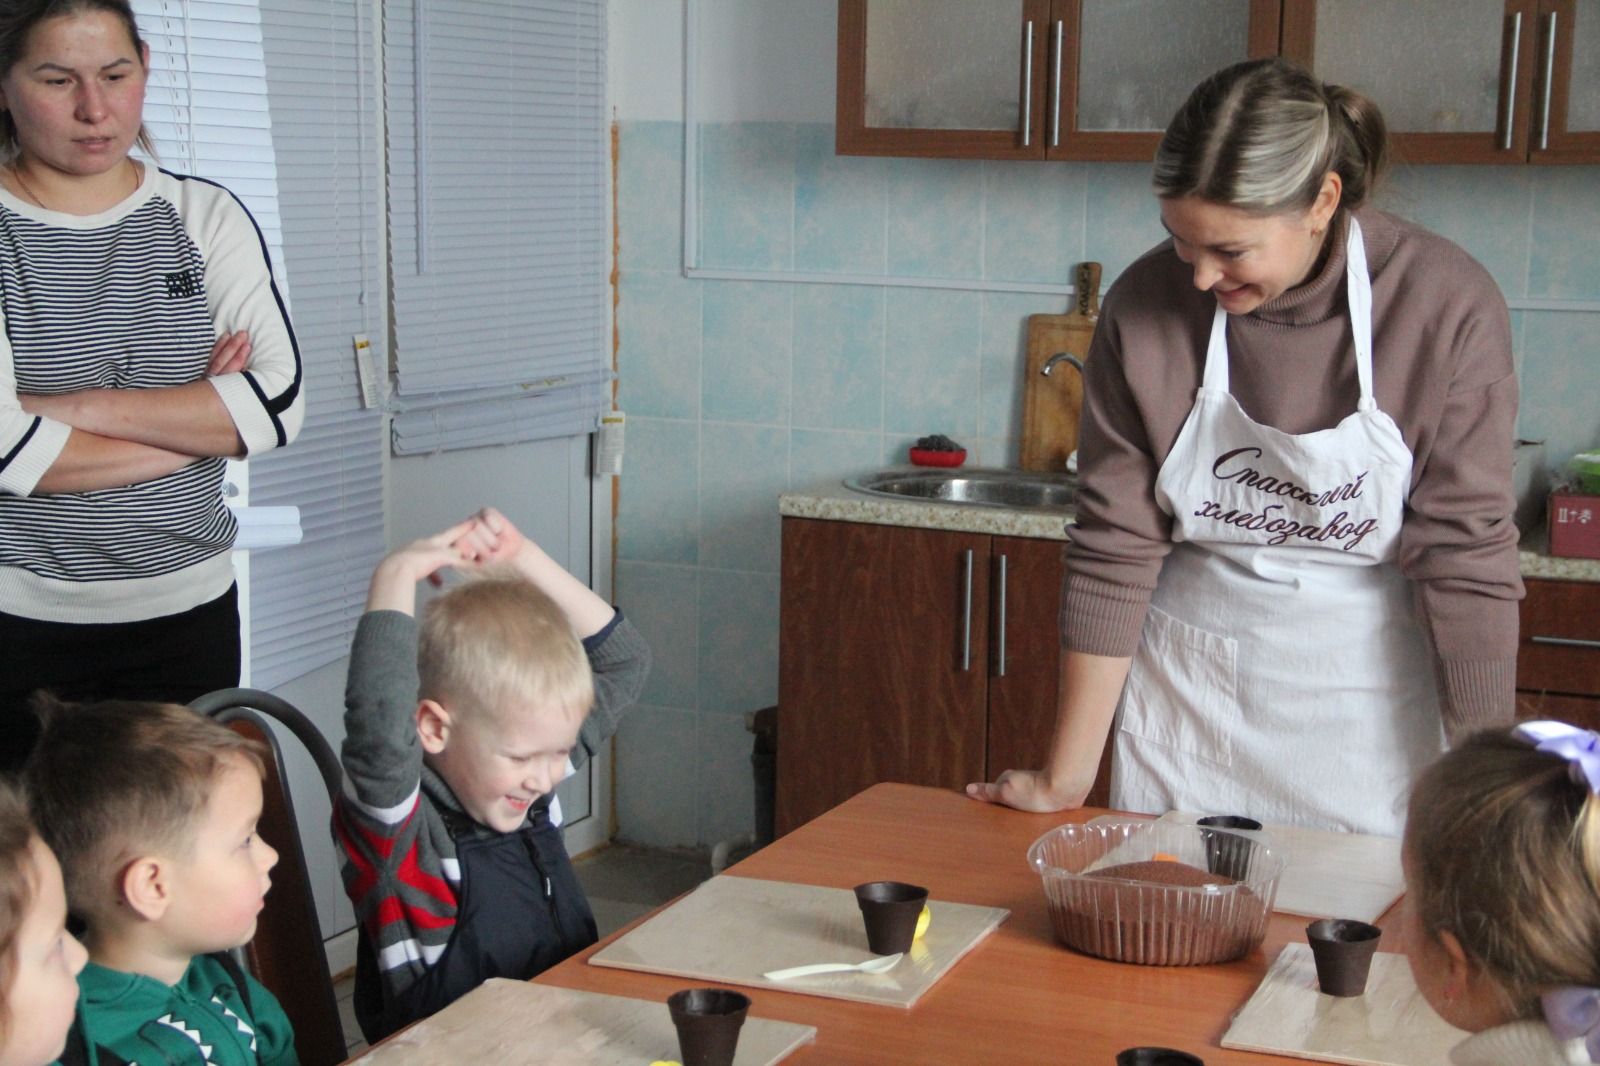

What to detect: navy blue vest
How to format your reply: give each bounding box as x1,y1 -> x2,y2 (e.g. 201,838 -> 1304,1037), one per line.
354,807 -> 598,1043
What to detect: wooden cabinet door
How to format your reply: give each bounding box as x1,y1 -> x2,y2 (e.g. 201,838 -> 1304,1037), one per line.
1046,0 -> 1280,162
1517,578 -> 1600,697
1529,0 -> 1600,163
985,536 -> 1113,806
776,519 -> 990,835
1515,690 -> 1600,731
1282,0 -> 1539,163
985,537 -> 1063,779
836,0 -> 1052,160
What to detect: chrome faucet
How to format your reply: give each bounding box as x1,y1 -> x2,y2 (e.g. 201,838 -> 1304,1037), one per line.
1041,352 -> 1084,376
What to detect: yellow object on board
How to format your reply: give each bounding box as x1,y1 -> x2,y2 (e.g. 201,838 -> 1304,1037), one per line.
914,904 -> 931,940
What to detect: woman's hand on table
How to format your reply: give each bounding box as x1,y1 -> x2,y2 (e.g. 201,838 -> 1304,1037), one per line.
965,768 -> 1088,812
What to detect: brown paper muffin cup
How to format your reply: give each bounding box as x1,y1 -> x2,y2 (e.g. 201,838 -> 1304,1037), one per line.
667,987 -> 751,1066
854,880 -> 929,955
1306,918 -> 1382,997
1197,815 -> 1262,881
1116,1047 -> 1206,1065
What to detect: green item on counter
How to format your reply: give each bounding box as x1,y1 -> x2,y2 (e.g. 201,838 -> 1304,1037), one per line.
1569,452 -> 1600,495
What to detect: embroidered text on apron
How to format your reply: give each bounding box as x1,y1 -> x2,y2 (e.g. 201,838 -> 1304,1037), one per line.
1110,217 -> 1443,837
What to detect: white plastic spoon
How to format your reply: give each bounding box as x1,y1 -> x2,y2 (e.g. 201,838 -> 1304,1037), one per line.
762,952 -> 904,982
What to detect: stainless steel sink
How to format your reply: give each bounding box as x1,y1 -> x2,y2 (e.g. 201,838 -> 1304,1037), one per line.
844,467 -> 1077,511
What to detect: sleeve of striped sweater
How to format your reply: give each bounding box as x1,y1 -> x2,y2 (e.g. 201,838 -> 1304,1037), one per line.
183,177 -> 306,455
0,304 -> 71,496
332,610 -> 458,992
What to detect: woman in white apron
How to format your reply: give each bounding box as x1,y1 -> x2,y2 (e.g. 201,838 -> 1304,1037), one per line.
969,59 -> 1522,836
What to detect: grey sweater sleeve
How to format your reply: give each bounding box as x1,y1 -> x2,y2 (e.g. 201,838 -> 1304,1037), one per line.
571,612 -> 650,770
341,610 -> 425,808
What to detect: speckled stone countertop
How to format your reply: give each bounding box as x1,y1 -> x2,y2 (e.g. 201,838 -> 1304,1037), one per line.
1517,529 -> 1600,583
780,474 -> 1074,541
779,476 -> 1600,583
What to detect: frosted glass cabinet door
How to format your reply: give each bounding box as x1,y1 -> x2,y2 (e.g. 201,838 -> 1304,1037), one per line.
1075,0 -> 1255,134
1047,0 -> 1280,161
1533,0 -> 1600,162
864,0 -> 1027,130
837,0 -> 1053,160
1282,0 -> 1541,162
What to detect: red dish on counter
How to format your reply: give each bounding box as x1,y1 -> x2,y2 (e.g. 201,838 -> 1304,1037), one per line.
909,448 -> 966,468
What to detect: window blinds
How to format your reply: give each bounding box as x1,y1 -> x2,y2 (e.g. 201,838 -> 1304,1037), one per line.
136,0 -> 285,278
133,0 -> 382,691
384,0 -> 610,455
246,0 -> 386,689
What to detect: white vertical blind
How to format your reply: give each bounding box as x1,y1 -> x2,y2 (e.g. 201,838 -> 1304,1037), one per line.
135,0 -> 285,286
384,0 -> 610,454
141,0 -> 385,689
247,0 -> 386,688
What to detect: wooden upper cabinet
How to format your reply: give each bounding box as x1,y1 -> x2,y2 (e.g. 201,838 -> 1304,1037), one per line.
1532,0 -> 1600,163
1049,0 -> 1280,161
1283,0 -> 1599,164
836,0 -> 1279,161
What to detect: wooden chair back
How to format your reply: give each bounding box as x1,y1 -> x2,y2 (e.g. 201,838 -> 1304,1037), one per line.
191,689 -> 347,1066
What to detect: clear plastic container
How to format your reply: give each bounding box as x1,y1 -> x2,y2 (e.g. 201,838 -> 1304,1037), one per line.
1027,820 -> 1285,966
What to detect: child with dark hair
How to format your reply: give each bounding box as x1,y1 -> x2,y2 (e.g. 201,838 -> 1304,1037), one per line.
26,699 -> 297,1065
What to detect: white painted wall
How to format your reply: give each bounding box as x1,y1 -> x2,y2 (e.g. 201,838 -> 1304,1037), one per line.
611,0 -> 835,122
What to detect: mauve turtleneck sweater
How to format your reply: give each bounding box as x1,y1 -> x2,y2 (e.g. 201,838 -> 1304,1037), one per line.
1063,207 -> 1522,734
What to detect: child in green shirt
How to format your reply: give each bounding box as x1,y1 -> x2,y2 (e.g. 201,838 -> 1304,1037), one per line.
27,700 -> 298,1066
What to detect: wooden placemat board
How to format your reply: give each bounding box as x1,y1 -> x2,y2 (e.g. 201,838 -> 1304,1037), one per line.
1019,262 -> 1099,472
1083,813 -> 1403,922
349,978 -> 815,1066
1222,944 -> 1467,1065
589,876 -> 1008,1009
1157,812 -> 1404,923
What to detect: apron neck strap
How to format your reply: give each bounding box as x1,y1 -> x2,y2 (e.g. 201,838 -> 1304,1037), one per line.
1344,215 -> 1377,411
1201,214 -> 1377,411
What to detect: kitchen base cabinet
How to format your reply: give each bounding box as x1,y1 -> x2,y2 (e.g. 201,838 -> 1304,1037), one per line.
1514,577 -> 1600,731
985,536 -> 1114,809
776,517 -> 1099,835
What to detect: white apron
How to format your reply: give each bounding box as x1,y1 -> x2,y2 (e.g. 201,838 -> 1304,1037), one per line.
1110,218 -> 1443,837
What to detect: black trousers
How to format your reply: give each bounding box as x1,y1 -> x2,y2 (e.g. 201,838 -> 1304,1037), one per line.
0,585 -> 241,773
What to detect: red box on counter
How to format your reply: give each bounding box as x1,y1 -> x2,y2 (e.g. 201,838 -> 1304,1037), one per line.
1549,491 -> 1600,560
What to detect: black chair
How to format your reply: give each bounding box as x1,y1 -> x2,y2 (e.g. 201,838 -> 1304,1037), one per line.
190,688 -> 347,1066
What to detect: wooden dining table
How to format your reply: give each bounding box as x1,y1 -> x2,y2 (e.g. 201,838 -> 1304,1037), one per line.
536,782 -> 1405,1065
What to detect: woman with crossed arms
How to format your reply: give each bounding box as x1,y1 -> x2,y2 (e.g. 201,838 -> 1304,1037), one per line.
0,0 -> 303,770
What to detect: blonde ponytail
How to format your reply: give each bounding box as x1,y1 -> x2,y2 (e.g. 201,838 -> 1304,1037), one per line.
1153,58 -> 1388,215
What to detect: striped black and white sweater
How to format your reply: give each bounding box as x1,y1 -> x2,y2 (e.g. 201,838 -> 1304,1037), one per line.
0,165 -> 303,624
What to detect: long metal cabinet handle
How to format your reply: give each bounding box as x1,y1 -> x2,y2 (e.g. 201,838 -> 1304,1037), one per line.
961,549 -> 974,672
1021,21 -> 1034,147
996,554 -> 1009,677
1502,12 -> 1523,151
1050,20 -> 1063,147
1531,635 -> 1600,651
1538,12 -> 1557,149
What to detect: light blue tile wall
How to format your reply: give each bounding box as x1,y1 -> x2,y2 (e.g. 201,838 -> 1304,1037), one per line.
615,118 -> 1600,847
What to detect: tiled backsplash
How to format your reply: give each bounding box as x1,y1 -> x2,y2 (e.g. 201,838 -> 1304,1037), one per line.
614,118 -> 1600,848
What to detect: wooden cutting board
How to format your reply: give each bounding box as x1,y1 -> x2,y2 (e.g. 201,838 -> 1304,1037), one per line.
349,978 -> 816,1065
1019,261 -> 1100,473
1222,944 -> 1467,1065
589,876 -> 1008,1009
1156,812 -> 1405,924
